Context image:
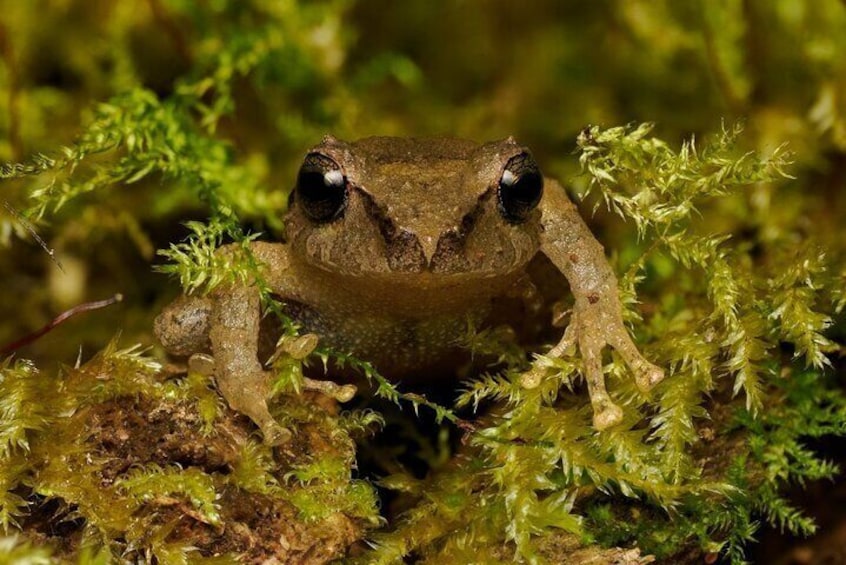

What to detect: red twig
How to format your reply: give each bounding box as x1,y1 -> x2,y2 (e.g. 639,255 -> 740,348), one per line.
1,294 -> 124,356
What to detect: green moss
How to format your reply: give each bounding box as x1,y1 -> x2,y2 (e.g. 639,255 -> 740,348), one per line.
0,338 -> 380,561
118,465 -> 223,526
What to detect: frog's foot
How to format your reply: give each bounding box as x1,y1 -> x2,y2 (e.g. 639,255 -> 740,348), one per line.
578,323 -> 625,430
539,300 -> 664,430
229,384 -> 293,445
234,387 -> 293,446
256,417 -> 294,446
521,324 -> 625,430
269,333 -> 357,403
223,382 -> 293,445
207,360 -> 293,446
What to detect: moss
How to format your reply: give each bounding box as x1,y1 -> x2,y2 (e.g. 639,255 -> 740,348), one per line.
0,341 -> 379,562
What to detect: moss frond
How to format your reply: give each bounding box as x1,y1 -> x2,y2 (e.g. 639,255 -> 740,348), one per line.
767,247 -> 836,369
0,456 -> 28,531
457,318 -> 529,369
284,455 -> 381,524
578,122 -> 792,236
165,370 -> 222,435
156,220 -> 264,295
66,338 -> 163,404
456,370 -> 525,411
268,343 -> 307,397
117,464 -> 221,526
649,372 -> 708,483
321,347 -> 457,424
229,441 -> 280,495
0,358 -> 51,456
337,409 -> 385,438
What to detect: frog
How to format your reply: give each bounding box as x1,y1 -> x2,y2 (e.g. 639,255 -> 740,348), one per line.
154,135 -> 664,445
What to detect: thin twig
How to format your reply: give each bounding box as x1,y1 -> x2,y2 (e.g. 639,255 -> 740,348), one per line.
1,293 -> 124,355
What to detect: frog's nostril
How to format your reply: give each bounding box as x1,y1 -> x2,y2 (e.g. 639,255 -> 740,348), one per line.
430,230 -> 470,273
386,229 -> 426,273
420,235 -> 438,264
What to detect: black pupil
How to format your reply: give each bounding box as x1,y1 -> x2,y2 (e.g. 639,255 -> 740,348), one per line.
498,153 -> 543,223
296,153 -> 347,222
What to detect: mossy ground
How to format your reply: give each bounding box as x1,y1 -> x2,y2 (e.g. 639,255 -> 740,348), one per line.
1,343 -> 382,563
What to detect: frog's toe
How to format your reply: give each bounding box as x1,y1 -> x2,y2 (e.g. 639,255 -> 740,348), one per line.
335,384 -> 357,403
519,366 -> 544,389
284,333 -> 320,360
607,330 -> 664,393
634,362 -> 665,392
593,403 -> 624,431
302,377 -> 358,402
262,422 -> 293,446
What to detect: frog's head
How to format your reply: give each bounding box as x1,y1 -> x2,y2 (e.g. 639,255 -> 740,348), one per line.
284,136 -> 543,280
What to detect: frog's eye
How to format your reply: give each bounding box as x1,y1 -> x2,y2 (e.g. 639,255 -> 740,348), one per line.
296,153 -> 348,222
497,152 -> 543,224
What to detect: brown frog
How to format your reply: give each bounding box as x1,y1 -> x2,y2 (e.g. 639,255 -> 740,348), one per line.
155,136 -> 664,444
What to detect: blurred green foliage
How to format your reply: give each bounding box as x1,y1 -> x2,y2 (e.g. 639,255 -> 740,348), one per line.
1,0 -> 846,563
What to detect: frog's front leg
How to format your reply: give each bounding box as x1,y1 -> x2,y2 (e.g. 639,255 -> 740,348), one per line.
205,242 -> 357,445
209,280 -> 294,445
538,180 -> 664,430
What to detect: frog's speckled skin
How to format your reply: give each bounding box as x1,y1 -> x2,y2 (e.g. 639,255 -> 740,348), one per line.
155,136 -> 664,444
